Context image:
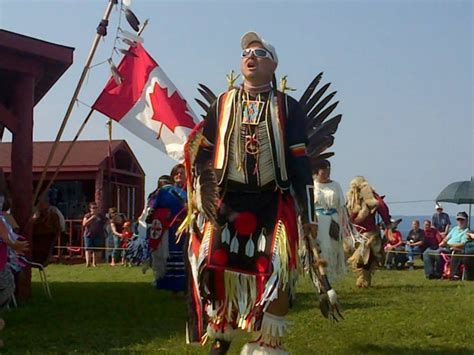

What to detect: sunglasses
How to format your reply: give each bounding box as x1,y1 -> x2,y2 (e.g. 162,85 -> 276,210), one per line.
241,48 -> 273,60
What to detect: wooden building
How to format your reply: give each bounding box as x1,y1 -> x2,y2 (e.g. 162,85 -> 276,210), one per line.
0,139 -> 145,219
0,140 -> 145,259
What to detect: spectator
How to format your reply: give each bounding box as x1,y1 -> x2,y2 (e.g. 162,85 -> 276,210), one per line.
384,220 -> 405,269
82,202 -> 106,267
422,220 -> 444,279
121,221 -> 133,266
432,203 -> 451,236
0,190 -> 28,349
32,194 -> 61,265
104,214 -> 114,264
405,220 -> 425,270
108,207 -> 125,266
463,232 -> 474,281
439,211 -> 469,280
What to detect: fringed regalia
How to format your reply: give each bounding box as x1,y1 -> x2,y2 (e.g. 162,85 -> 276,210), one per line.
346,176 -> 391,288
149,184 -> 187,292
312,180 -> 349,283
184,88 -> 315,352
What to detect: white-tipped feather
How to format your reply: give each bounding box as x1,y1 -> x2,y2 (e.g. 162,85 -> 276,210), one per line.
221,224 -> 231,244
120,29 -> 144,43
257,230 -> 266,252
108,59 -> 122,85
245,238 -> 255,257
121,37 -> 137,47
230,234 -> 239,253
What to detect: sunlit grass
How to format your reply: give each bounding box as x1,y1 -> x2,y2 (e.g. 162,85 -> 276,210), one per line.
1,262 -> 473,354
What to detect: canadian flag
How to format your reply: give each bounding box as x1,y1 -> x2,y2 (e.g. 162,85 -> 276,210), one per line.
93,43 -> 200,162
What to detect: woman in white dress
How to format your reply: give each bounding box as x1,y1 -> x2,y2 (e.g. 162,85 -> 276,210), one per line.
313,160 -> 348,283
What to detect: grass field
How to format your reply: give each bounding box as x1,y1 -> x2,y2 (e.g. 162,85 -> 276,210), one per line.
1,262 -> 473,354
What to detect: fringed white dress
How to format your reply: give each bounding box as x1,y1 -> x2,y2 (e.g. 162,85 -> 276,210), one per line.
313,180 -> 347,283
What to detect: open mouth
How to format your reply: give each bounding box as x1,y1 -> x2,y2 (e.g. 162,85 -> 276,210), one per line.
246,62 -> 257,70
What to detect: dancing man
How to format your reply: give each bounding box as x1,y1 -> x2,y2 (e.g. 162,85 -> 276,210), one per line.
346,176 -> 391,288
186,32 -> 317,354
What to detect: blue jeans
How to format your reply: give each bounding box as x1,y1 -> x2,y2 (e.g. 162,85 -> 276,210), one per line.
385,246 -> 406,267
423,247 -> 444,277
112,236 -> 122,262
405,245 -> 423,263
463,241 -> 474,280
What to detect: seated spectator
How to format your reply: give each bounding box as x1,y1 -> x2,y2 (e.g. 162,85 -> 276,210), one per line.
439,211 -> 469,280
405,219 -> 425,270
432,203 -> 451,236
32,195 -> 61,265
384,220 -> 405,269
422,220 -> 444,279
464,232 -> 474,281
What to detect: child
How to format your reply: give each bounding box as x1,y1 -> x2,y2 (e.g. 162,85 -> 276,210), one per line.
121,221 -> 133,267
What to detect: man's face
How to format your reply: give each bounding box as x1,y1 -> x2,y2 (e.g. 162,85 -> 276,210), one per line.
436,208 -> 443,214
423,221 -> 431,230
240,41 -> 276,85
412,221 -> 419,230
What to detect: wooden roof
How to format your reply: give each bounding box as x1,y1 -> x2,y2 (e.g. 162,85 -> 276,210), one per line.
0,29 -> 74,106
0,140 -> 144,175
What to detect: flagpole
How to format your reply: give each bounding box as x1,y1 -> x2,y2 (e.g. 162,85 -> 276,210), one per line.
107,118 -> 113,207
33,0 -> 116,204
35,16 -> 151,206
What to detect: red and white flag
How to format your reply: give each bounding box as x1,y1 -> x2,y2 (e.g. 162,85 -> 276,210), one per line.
93,43 -> 200,161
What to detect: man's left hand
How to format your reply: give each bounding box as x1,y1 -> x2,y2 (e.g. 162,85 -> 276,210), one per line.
303,223 -> 317,239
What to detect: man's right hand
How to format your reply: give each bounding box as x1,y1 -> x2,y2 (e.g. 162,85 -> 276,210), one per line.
12,240 -> 29,253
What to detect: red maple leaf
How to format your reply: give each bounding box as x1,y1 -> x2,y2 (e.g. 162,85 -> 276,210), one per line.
149,82 -> 196,133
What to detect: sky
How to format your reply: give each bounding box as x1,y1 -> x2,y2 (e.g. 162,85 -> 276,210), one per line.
0,0 -> 472,217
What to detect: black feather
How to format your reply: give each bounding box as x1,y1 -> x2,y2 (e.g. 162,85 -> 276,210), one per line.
299,72 -> 323,107
197,88 -> 215,106
195,98 -> 211,114
198,84 -> 217,103
303,83 -> 331,116
125,9 -> 140,32
307,92 -> 337,121
308,115 -> 342,141
199,164 -> 219,226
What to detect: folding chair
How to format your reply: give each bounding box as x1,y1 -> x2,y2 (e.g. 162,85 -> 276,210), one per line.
18,256 -> 52,299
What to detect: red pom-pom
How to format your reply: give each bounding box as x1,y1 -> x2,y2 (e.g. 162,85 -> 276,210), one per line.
212,249 -> 229,266
234,212 -> 257,235
255,256 -> 269,273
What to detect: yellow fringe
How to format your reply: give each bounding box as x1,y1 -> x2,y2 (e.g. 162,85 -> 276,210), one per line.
275,220 -> 289,291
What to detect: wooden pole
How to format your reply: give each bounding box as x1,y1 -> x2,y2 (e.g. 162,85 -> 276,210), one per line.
36,14 -> 151,207
33,0 -> 116,204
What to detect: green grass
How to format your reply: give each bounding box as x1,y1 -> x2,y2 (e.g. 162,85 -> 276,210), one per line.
1,263 -> 473,354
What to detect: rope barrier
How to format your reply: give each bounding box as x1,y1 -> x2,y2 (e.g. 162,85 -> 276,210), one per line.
51,245 -> 474,256
54,246 -> 128,251
384,249 -> 474,257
